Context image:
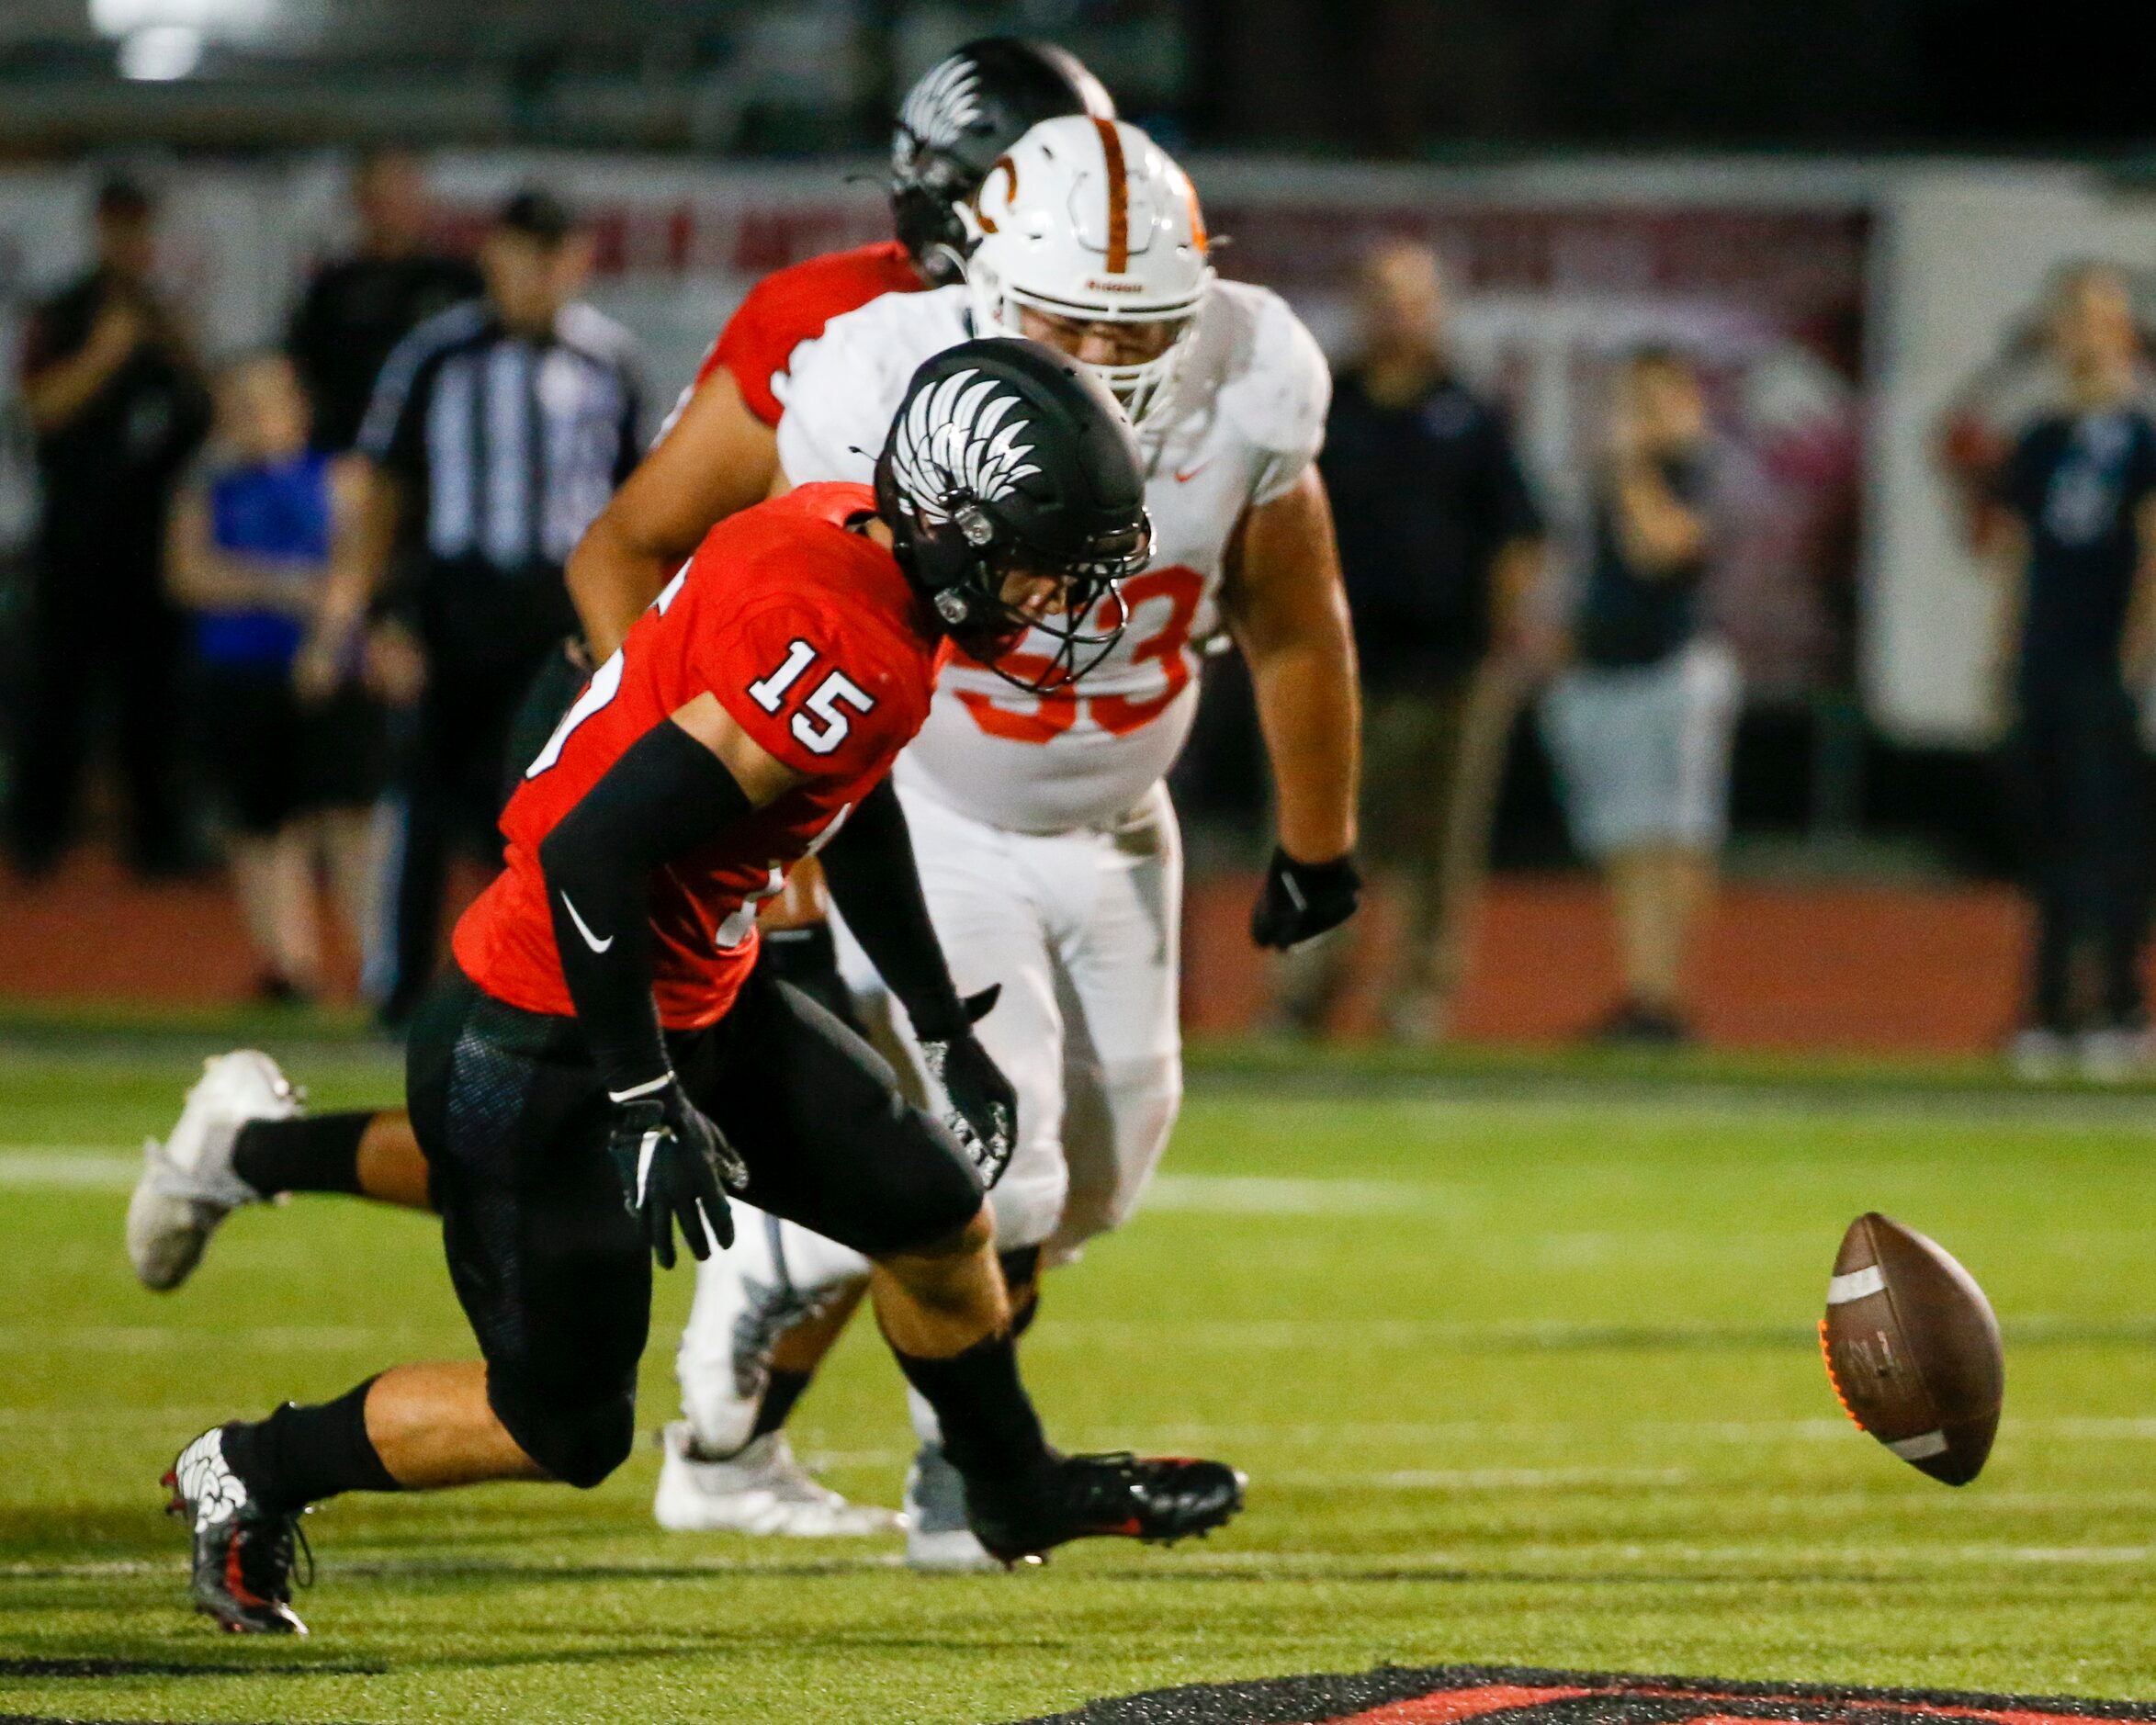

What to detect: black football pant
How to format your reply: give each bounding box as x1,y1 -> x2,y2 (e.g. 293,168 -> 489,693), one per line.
404,962 -> 983,1488
2008,673 -> 2153,1030
7,550 -> 187,872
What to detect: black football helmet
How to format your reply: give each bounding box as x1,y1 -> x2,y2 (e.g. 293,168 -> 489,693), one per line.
890,38 -> 1115,288
877,336 -> 1151,694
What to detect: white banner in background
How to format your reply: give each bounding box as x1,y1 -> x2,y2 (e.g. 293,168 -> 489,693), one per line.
6,150 -> 2140,738
1866,168 -> 2156,746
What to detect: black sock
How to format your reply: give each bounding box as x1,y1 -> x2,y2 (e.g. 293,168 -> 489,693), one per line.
749,1368 -> 812,1442
220,1378 -> 400,1513
998,1247 -> 1042,1339
892,1333 -> 1048,1483
231,1112 -> 372,1198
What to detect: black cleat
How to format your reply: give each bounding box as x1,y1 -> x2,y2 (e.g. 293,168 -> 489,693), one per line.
164,1427 -> 309,1635
965,1450 -> 1246,1565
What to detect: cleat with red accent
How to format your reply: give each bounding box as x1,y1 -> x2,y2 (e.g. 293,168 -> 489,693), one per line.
963,1451 -> 1245,1564
165,1427 -> 309,1635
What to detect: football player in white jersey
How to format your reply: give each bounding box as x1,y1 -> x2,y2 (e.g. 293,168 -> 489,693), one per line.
663,116 -> 1363,1566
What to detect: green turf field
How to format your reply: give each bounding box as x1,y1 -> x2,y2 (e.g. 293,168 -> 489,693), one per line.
3,1037 -> 2153,1723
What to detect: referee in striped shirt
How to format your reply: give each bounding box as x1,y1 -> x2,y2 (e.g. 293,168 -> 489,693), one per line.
345,189 -> 645,1023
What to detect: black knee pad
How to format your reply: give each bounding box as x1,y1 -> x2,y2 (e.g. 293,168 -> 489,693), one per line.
488,1375 -> 636,1490
852,1121 -> 990,1258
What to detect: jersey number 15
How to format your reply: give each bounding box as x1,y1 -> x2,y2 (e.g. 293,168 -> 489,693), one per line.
747,638 -> 876,756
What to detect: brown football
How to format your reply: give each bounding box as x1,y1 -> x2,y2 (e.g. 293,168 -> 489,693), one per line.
1819,1212 -> 2004,1485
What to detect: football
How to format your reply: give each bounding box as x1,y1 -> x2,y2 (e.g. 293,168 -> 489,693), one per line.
1819,1212 -> 2004,1485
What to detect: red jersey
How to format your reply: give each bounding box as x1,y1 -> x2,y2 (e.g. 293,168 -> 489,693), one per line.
696,241 -> 922,427
454,483 -> 947,1030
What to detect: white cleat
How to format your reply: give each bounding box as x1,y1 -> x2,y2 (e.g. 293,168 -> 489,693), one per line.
2078,1025 -> 2152,1084
903,1441 -> 999,1573
2006,1028 -> 2071,1083
127,1051 -> 297,1291
651,1423 -> 900,1537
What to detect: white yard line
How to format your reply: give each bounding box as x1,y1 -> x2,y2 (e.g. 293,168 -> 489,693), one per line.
1089,1541 -> 2156,1572
1066,1415 -> 2156,1448
0,1155 -> 1467,1211
0,1148 -> 140,1188
5,1542 -> 2152,1584
1198,1072 -> 2156,1135
1145,1174 -> 1455,1214
1310,1466 -> 1693,1489
0,1325 -> 409,1351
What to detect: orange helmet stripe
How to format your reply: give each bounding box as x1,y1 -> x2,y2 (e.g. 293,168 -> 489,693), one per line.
1092,117 -> 1130,275
1182,170 -> 1208,255
976,153 -> 1016,235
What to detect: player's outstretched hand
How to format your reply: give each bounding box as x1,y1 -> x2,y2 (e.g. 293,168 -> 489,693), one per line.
605,1081 -> 748,1269
1249,848 -> 1363,950
920,987 -> 1018,1189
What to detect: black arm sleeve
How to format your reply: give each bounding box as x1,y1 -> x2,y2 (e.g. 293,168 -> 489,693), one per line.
818,777 -> 968,1043
537,719 -> 755,1099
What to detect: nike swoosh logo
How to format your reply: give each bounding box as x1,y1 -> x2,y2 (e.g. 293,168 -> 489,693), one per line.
1174,459 -> 1213,484
636,1129 -> 660,1206
561,892 -> 615,953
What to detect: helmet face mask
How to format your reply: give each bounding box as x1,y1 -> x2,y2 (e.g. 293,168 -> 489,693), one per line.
876,339 -> 1153,696
944,516 -> 1145,695
968,265 -> 1203,428
887,39 -> 1115,287
890,117 -> 984,286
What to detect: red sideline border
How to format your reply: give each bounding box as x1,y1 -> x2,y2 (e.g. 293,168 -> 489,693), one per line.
1003,1663 -> 2156,1725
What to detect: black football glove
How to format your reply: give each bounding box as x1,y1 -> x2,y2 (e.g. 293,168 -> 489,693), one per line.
1249,848 -> 1363,950
604,1078 -> 749,1270
917,986 -> 1018,1189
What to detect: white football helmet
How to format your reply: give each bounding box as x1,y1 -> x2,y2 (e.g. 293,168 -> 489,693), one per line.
965,116 -> 1213,428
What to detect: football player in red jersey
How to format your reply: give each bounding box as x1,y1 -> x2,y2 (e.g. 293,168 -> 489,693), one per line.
127,38 -> 1116,1532
159,340 -> 1245,1636
129,38 -> 1114,1235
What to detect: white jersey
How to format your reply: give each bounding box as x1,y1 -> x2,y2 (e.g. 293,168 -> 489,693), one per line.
776,278 -> 1330,834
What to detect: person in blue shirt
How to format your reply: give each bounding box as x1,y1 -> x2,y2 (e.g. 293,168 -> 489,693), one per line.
166,353 -> 383,1002
1992,264 -> 2156,1079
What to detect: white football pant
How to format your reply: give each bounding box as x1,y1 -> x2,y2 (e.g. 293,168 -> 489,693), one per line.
674,782 -> 1185,1448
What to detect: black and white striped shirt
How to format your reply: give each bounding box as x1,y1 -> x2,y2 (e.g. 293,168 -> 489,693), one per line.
359,299 -> 644,580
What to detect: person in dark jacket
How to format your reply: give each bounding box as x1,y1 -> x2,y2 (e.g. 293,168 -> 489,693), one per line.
9,175 -> 210,877
1992,263 -> 2156,1081
286,151 -> 481,457
1286,241 -> 1547,1040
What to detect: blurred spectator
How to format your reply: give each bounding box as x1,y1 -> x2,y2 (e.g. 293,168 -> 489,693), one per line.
1990,264 -> 2156,1081
1541,346 -> 1736,1046
336,189 -> 643,1024
1284,240 -> 1547,1040
8,175 -> 210,878
167,354 -> 382,1002
287,151 -> 482,455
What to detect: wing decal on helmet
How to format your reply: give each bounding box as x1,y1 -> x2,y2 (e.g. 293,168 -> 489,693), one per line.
899,53 -> 986,151
890,367 -> 1043,525
1092,118 -> 1130,274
